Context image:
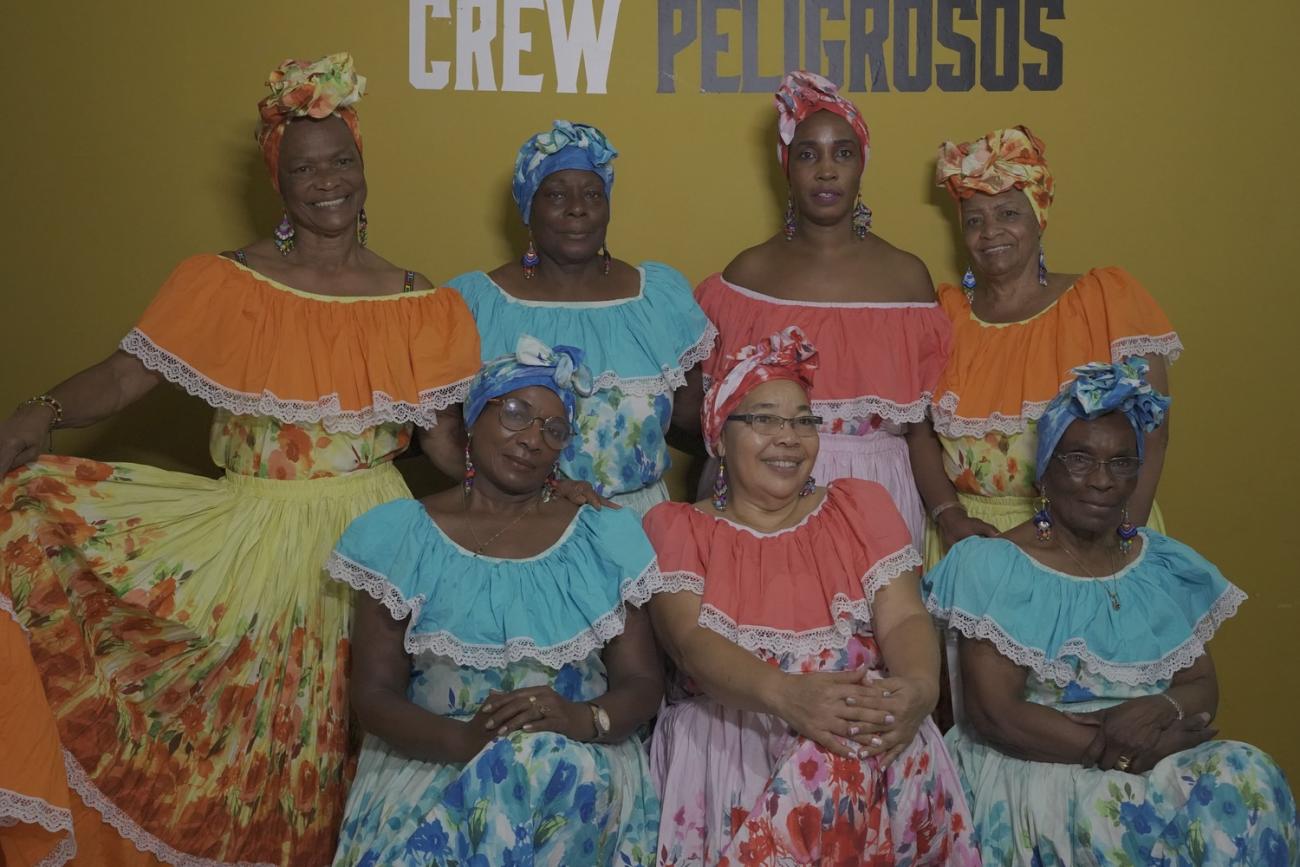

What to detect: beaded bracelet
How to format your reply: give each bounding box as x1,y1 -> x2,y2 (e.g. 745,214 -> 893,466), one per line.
1159,691 -> 1184,721
929,500 -> 964,522
18,394 -> 63,428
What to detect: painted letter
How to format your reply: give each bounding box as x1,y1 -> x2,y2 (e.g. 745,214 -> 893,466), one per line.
740,0 -> 781,92
893,0 -> 932,92
410,0 -> 451,90
1023,0 -> 1063,90
980,0 -> 1019,92
936,0 -> 976,92
504,0 -> 545,92
848,0 -> 888,92
806,0 -> 846,87
658,0 -> 698,94
456,0 -> 497,91
702,0 -> 742,93
548,0 -> 623,94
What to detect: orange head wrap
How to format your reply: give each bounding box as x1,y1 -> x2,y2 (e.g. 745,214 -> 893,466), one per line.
256,52 -> 366,193
935,125 -> 1054,230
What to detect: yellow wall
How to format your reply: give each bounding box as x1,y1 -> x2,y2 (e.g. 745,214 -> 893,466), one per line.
3,2 -> 1296,782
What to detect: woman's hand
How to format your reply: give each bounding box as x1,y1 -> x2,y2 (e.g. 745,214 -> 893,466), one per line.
1068,695 -> 1178,771
0,407 -> 54,475
479,685 -> 593,742
854,676 -> 937,768
550,478 -> 621,510
936,506 -> 999,549
772,669 -> 890,759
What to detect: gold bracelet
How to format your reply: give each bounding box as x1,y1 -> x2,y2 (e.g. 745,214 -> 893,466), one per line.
929,500 -> 964,522
1159,691 -> 1184,721
18,395 -> 63,428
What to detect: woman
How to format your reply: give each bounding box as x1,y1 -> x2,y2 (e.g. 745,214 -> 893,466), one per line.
694,71 -> 951,550
328,338 -> 662,866
924,361 -> 1298,865
445,121 -> 715,516
642,328 -> 978,865
0,54 -> 480,865
910,125 -> 1181,563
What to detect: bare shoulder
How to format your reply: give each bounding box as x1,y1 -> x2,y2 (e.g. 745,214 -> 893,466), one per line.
721,239 -> 781,286
863,235 -> 936,302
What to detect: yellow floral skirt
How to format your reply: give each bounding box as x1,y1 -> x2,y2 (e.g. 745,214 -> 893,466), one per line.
0,455 -> 408,866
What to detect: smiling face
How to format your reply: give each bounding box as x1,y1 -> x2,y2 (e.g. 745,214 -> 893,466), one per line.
959,188 -> 1041,282
528,168 -> 609,265
1039,413 -> 1140,537
278,115 -> 366,239
468,385 -> 567,496
786,110 -> 865,228
718,379 -> 819,506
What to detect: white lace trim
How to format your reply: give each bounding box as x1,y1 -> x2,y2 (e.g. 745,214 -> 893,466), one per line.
643,569 -> 706,596
327,552 -> 661,669
1111,332 -> 1183,364
812,392 -> 933,425
928,583 -> 1247,687
121,329 -> 471,433
61,751 -> 276,867
692,545 -> 921,657
588,321 -> 718,396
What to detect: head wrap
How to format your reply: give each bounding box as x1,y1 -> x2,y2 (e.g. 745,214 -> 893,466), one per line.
774,71 -> 871,172
1035,358 -> 1171,482
702,326 -> 819,456
935,125 -> 1054,230
464,336 -> 595,431
256,52 -> 366,192
511,121 -> 618,225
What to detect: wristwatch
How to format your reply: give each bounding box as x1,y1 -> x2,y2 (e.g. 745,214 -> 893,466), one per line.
588,702 -> 611,740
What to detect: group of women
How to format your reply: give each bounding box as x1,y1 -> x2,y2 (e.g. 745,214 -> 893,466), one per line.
0,52 -> 1294,867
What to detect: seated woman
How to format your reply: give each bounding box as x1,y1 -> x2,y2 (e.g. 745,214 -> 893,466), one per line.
924,360 -> 1298,865
642,328 -> 978,865
327,338 -> 663,866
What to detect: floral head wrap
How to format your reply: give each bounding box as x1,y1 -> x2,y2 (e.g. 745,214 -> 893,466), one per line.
464,336 -> 595,431
702,326 -> 819,457
256,52 -> 367,192
935,125 -> 1054,230
511,121 -> 618,225
1035,358 -> 1171,482
774,71 -> 870,172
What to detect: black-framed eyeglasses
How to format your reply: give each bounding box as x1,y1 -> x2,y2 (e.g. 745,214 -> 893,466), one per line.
725,413 -> 823,437
488,397 -> 573,450
1053,452 -> 1142,479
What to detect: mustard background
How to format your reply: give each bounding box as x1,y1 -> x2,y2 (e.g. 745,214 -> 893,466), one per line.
3,1 -> 1296,783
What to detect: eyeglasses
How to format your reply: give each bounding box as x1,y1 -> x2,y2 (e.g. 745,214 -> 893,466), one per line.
488,397 -> 573,450
1053,452 -> 1142,479
725,413 -> 823,437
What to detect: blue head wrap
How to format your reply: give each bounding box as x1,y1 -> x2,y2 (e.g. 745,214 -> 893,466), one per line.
464,336 -> 595,431
1035,358 -> 1171,482
511,121 -> 618,224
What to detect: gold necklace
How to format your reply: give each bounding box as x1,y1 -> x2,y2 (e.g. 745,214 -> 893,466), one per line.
462,490 -> 543,556
1055,537 -> 1123,610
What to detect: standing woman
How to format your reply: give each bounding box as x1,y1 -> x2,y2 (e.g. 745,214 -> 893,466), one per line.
446,121 -> 715,516
909,125 -> 1181,564
0,54 -> 480,865
695,71 -> 951,549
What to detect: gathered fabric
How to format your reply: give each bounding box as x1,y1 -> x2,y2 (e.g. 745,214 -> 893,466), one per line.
700,325 -> 817,457
256,52 -> 366,190
935,124 -> 1054,229
774,69 -> 870,170
511,120 -> 617,224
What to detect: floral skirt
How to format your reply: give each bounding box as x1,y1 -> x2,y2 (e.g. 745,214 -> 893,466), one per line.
948,725 -> 1298,866
0,456 -> 408,866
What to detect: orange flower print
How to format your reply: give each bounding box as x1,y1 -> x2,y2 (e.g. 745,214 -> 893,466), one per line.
74,460 -> 114,483
277,425 -> 314,467
266,450 -> 299,481
953,467 -> 979,494
786,804 -> 823,861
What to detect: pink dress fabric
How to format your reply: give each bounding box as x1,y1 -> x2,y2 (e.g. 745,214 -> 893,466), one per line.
695,275 -> 952,551
642,481 -> 979,866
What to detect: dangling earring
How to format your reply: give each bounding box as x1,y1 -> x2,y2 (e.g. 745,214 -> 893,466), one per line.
712,458 -> 729,510
851,194 -> 872,240
600,244 -> 611,276
1033,494 -> 1054,542
542,464 -> 560,503
1117,506 -> 1138,554
356,208 -> 368,247
274,211 -> 295,256
462,440 -> 476,495
962,267 -> 977,302
800,475 -> 816,497
522,237 -> 540,279
783,195 -> 797,241
1038,246 -> 1048,287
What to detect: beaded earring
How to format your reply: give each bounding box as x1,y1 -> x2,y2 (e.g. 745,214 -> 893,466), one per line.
962,267 -> 977,302
1038,246 -> 1048,287
542,464 -> 560,503
800,475 -> 816,497
783,195 -> 797,241
1032,494 -> 1054,542
712,458 -> 729,510
600,245 -> 612,275
1117,506 -> 1138,553
522,238 -> 540,279
274,212 -> 295,256
851,194 -> 873,240
357,208 -> 368,247
462,440 -> 476,495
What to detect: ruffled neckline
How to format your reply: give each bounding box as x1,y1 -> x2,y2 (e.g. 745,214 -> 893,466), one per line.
326,499 -> 659,669
642,479 -> 921,657
451,262 -> 716,397
922,531 -> 1246,686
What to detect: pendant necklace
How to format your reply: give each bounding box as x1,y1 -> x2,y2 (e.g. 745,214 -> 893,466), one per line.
462,490 -> 542,556
1055,537 -> 1123,611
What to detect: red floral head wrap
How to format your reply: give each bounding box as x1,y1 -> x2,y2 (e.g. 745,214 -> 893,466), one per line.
702,326 -> 819,457
775,71 -> 871,172
935,125 -> 1054,230
256,52 -> 366,193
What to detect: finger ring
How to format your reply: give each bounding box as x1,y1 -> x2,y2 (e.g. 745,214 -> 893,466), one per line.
881,689 -> 893,698
529,696 -> 537,704
1116,755 -> 1132,771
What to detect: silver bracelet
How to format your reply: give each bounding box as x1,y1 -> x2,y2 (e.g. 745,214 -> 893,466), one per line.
929,500 -> 964,522
1159,691 -> 1184,720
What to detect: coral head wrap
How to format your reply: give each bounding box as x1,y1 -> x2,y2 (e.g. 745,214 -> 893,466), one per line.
1035,358 -> 1171,482
512,121 -> 618,225
256,52 -> 366,192
774,71 -> 871,171
935,125 -> 1054,230
464,336 -> 595,431
702,326 -> 819,457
